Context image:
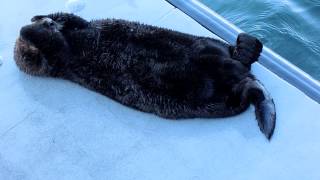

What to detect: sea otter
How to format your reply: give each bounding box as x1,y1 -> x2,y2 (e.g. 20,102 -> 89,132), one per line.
14,13 -> 276,139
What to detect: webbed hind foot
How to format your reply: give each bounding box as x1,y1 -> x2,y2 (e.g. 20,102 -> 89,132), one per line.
232,33 -> 263,67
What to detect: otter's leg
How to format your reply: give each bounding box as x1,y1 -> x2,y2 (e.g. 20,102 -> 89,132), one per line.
31,13 -> 89,30
134,90 -> 248,119
231,76 -> 276,140
142,56 -> 250,119
231,33 -> 263,68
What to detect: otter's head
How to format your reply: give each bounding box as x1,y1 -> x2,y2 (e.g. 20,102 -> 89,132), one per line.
14,17 -> 68,76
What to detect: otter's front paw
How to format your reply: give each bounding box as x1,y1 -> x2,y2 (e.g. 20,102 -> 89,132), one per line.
232,33 -> 263,66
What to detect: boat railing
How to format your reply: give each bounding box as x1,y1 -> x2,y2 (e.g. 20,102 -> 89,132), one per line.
166,0 -> 320,103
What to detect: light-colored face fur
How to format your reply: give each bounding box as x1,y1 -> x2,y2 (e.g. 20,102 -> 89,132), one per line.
14,18 -> 64,76
14,37 -> 50,76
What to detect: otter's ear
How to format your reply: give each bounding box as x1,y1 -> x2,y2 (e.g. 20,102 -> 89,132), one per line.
31,15 -> 47,22
31,15 -> 65,31
34,13 -> 89,30
53,13 -> 89,30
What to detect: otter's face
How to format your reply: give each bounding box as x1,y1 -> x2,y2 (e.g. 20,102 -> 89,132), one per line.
14,17 -> 67,76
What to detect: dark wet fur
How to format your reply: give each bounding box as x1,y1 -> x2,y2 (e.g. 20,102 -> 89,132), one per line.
14,13 -> 276,139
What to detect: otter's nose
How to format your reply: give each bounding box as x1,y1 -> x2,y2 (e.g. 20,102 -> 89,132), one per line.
20,20 -> 49,44
40,18 -> 55,28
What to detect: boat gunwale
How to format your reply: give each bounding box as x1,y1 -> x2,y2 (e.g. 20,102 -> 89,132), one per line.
166,0 -> 320,103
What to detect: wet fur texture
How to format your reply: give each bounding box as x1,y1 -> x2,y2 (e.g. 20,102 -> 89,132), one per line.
14,13 -> 276,138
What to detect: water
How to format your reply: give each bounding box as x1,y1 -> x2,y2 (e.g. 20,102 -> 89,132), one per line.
201,0 -> 320,80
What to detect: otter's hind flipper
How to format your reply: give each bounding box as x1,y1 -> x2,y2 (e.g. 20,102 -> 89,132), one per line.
232,33 -> 263,67
238,78 -> 276,140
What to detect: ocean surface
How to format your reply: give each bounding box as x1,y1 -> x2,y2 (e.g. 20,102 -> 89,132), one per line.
201,0 -> 320,80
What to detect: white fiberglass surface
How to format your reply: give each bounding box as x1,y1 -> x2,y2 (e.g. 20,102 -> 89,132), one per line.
0,0 -> 319,180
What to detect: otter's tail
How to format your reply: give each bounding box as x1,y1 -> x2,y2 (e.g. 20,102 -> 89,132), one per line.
242,78 -> 276,140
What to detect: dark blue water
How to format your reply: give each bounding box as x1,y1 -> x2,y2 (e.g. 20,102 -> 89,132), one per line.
201,0 -> 320,80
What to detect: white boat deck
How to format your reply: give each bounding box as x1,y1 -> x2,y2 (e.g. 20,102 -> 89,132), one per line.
0,0 -> 319,179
